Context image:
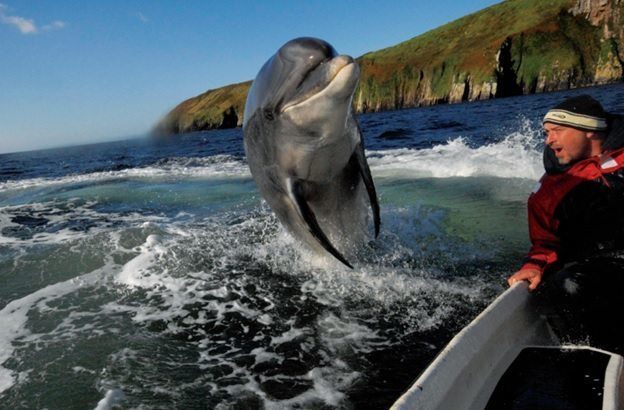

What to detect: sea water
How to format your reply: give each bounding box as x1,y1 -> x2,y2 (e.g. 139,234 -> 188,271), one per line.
1,84 -> 623,409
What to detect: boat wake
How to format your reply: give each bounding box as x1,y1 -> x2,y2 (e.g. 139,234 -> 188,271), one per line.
0,196 -> 499,408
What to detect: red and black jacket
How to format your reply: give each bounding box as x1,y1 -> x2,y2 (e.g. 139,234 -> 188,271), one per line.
521,115 -> 624,275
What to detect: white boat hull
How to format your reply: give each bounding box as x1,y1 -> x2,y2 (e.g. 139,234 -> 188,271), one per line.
391,282 -> 624,409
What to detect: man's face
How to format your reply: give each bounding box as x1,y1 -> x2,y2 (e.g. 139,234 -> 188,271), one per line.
544,123 -> 592,165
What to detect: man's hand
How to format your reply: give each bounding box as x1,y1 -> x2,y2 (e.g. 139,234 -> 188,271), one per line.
507,268 -> 543,291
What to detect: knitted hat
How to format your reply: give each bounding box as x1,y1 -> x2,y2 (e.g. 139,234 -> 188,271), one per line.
543,95 -> 608,131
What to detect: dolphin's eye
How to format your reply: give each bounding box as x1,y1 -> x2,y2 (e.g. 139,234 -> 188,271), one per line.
264,109 -> 275,121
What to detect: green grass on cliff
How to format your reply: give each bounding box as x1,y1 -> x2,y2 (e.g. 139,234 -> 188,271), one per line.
356,0 -> 588,107
156,81 -> 251,134
157,0 -> 622,133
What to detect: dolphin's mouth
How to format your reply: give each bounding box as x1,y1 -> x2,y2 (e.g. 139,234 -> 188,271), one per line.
281,56 -> 357,112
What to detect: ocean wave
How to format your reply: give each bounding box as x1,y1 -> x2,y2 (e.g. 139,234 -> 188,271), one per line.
0,155 -> 251,192
368,126 -> 544,180
1,125 -> 544,194
0,200 -> 167,246
0,196 -> 501,408
100,209 -> 491,408
0,267 -> 106,394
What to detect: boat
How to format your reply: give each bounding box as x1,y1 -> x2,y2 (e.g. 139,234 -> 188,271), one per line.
390,282 -> 624,410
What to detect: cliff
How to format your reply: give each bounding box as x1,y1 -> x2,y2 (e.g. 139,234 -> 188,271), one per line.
355,0 -> 623,111
155,0 -> 624,135
154,81 -> 251,134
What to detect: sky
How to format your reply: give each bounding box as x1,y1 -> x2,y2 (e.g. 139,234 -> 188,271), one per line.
0,0 -> 502,154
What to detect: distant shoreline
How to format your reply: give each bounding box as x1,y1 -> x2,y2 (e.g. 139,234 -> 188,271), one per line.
154,0 -> 624,136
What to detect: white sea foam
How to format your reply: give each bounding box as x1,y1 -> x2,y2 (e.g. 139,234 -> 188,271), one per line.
368,130 -> 543,180
94,389 -> 124,410
0,268 -> 105,393
0,155 -> 250,192
0,200 -> 166,247
256,365 -> 361,410
111,233 -> 264,325
270,321 -> 310,345
97,213 -> 487,408
318,313 -> 387,354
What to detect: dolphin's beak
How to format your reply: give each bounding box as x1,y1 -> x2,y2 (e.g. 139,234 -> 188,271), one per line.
281,56 -> 358,113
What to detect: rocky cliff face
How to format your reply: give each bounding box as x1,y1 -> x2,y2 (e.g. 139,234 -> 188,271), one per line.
570,0 -> 624,83
154,81 -> 250,135
156,0 -> 624,135
354,0 -> 624,114
571,0 -> 619,30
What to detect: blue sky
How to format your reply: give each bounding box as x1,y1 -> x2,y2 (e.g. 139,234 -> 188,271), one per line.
0,0 -> 501,154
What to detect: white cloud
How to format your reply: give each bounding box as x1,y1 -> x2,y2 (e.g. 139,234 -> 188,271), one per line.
0,4 -> 65,35
42,20 -> 66,31
136,12 -> 148,23
1,13 -> 37,34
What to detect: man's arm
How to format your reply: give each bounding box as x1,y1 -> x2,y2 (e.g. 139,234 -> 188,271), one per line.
508,194 -> 560,290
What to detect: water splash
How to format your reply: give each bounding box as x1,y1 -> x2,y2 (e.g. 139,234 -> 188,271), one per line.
368,119 -> 544,180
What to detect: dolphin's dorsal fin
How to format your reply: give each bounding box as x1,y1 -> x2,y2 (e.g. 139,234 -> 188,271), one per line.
287,178 -> 354,269
353,141 -> 381,237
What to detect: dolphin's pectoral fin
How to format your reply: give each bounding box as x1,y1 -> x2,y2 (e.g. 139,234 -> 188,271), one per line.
287,178 -> 354,269
353,142 -> 381,237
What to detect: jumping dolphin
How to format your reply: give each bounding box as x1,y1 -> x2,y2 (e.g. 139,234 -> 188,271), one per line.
243,37 -> 380,268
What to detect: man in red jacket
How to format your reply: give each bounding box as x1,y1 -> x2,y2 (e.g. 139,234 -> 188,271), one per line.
508,94 -> 624,351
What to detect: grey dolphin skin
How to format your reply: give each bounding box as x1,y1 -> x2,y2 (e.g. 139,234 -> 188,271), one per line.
243,37 -> 380,268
